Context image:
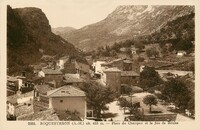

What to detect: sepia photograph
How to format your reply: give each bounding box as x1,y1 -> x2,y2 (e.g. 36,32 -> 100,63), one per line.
1,0 -> 199,129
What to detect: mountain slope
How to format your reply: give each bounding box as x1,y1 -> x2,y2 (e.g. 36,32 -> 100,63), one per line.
7,5 -> 77,75
61,5 -> 194,51
52,27 -> 76,38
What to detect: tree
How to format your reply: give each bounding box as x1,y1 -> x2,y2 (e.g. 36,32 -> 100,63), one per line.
174,39 -> 193,52
134,41 -> 144,51
111,42 -> 122,52
185,61 -> 195,73
118,97 -> 130,113
121,84 -> 133,95
187,97 -> 194,114
143,95 -> 158,112
140,66 -> 162,90
161,78 -> 191,110
118,97 -> 139,115
146,48 -> 159,58
80,81 -> 116,118
122,40 -> 134,47
110,50 -> 117,57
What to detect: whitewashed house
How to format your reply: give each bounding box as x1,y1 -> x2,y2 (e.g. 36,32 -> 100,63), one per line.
92,61 -> 107,78
47,85 -> 87,118
57,56 -> 69,69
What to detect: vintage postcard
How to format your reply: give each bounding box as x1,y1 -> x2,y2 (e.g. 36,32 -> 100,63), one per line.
0,0 -> 199,130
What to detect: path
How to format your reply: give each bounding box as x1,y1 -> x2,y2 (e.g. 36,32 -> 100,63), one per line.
106,101 -> 126,121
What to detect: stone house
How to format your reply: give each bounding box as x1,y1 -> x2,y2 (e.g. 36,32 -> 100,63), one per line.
47,86 -> 87,118
104,68 -> 121,95
7,76 -> 23,96
63,74 -> 84,88
57,56 -> 69,70
121,71 -> 140,86
33,84 -> 53,112
38,68 -> 63,87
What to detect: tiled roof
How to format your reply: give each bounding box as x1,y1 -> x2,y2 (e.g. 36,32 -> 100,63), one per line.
15,103 -> 34,117
63,74 -> 84,83
33,65 -> 43,70
47,86 -> 85,97
15,76 -> 26,79
7,76 -> 18,82
65,74 -> 79,78
35,85 -> 53,95
29,76 -> 44,82
121,71 -> 139,77
104,67 -> 121,72
123,59 -> 132,64
7,95 -> 17,104
103,58 -> 122,65
42,68 -> 63,75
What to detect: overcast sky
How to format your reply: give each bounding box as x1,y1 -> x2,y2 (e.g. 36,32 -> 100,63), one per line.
6,0 -> 195,29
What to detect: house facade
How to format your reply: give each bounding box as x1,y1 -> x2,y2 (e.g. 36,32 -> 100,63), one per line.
47,86 -> 87,118
38,68 -> 63,87
104,68 -> 121,94
33,84 -> 53,112
57,56 -> 69,70
121,71 -> 140,86
75,62 -> 90,75
92,61 -> 107,79
7,99 -> 16,116
7,76 -> 23,96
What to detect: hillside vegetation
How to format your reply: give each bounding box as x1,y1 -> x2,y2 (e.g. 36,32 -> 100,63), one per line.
7,5 -> 78,75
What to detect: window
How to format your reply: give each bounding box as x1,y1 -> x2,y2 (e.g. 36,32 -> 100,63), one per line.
60,100 -> 63,103
61,91 -> 66,93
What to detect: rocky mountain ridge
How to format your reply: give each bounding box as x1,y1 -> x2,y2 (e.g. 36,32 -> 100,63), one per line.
7,5 -> 77,75
59,5 -> 194,51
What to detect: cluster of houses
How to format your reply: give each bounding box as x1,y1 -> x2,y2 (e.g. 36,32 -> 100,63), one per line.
119,42 -> 194,58
7,56 -> 90,120
7,50 -> 194,121
92,58 -> 140,95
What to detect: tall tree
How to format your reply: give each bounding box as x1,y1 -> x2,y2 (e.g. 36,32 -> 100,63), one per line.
118,97 -> 139,115
134,41 -> 144,51
146,48 -> 159,58
161,78 -> 191,110
140,66 -> 162,90
118,97 -> 130,114
80,81 -> 116,118
143,95 -> 158,112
